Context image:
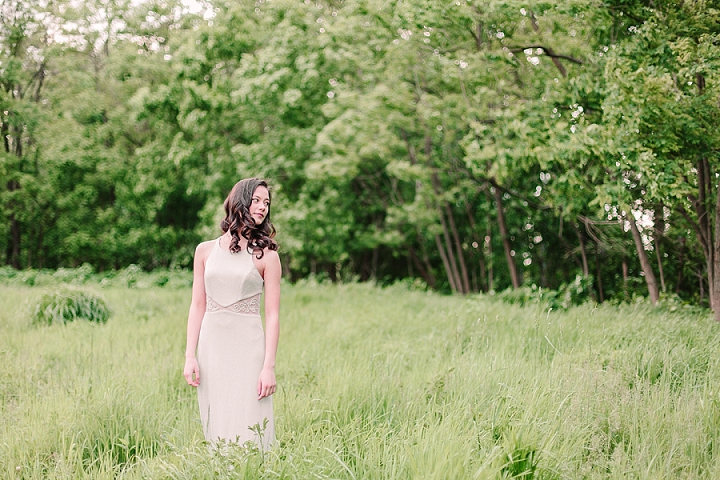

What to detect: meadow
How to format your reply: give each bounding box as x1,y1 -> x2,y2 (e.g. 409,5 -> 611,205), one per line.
1,273 -> 720,479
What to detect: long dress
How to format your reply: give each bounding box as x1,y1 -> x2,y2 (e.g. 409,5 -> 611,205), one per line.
197,238 -> 274,448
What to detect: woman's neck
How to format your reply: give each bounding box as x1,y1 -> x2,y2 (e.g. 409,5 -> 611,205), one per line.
222,231 -> 248,250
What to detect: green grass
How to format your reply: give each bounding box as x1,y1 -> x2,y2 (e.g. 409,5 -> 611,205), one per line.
1,279 -> 719,479
32,290 -> 111,325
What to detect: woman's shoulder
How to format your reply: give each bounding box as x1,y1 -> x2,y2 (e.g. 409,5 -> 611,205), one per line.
256,248 -> 281,280
194,239 -> 217,258
254,246 -> 278,263
260,247 -> 279,260
253,246 -> 280,267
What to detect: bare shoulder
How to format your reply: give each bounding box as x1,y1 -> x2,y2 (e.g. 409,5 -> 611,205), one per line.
194,239 -> 216,260
258,248 -> 281,277
262,248 -> 280,264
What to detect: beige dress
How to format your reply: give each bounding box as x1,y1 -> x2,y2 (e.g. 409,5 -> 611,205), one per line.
197,239 -> 274,448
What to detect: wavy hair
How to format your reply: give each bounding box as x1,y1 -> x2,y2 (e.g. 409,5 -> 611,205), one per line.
220,178 -> 278,258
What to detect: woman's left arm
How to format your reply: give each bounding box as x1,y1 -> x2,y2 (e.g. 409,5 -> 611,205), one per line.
258,249 -> 281,399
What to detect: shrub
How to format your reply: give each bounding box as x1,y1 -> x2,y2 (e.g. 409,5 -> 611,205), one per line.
33,290 -> 111,325
498,275 -> 595,310
496,284 -> 558,308
52,263 -> 95,284
555,274 -> 594,308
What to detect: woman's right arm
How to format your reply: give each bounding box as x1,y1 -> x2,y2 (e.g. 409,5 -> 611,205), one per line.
183,242 -> 211,387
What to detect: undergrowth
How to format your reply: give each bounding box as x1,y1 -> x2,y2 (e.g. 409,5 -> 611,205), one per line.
1,275 -> 718,479
33,290 -> 111,325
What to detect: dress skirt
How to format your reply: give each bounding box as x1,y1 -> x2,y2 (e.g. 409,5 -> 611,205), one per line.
197,309 -> 274,448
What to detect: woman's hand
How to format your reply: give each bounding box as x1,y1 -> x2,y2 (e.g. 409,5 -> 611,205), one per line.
257,366 -> 276,399
184,356 -> 200,387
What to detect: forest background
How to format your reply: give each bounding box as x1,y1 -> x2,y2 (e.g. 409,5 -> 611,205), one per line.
2,0 -> 720,316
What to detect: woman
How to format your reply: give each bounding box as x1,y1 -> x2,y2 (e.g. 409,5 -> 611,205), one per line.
183,178 -> 281,449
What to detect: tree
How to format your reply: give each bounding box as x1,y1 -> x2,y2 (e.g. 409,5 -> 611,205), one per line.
595,1 -> 720,314
0,0 -> 57,268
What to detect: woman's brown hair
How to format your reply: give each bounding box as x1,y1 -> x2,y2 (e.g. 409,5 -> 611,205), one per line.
220,178 -> 278,258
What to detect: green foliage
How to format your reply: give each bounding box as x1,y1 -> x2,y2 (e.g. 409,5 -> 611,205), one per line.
497,284 -> 558,308
500,433 -> 539,479
32,289 -> 111,325
1,0 -> 718,310
0,265 -> 192,289
498,274 -> 595,309
49,264 -> 95,284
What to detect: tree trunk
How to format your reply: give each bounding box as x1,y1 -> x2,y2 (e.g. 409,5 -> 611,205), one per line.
474,21 -> 484,50
6,176 -> 21,269
699,157 -> 715,311
487,218 -> 494,291
445,203 -> 470,293
654,204 -> 666,293
36,224 -> 44,269
676,237 -> 686,294
539,251 -> 548,288
402,134 -> 437,289
713,183 -> 720,321
435,234 -> 458,293
407,250 -> 414,278
425,135 -> 464,293
494,185 -> 520,289
409,244 -> 436,288
622,257 -> 629,301
682,157 -> 719,317
465,202 -> 487,292
478,254 -> 487,292
573,222 -> 589,276
653,236 -> 666,294
595,242 -> 604,303
628,213 -> 660,305
415,231 -> 437,288
9,216 -> 21,269
574,221 -> 597,301
694,74 -> 720,319
371,246 -> 379,279
437,206 -> 464,293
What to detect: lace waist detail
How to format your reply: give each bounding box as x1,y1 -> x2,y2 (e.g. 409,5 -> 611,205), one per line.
206,294 -> 261,314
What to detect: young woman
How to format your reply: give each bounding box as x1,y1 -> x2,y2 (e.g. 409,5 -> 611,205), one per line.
183,178 -> 281,449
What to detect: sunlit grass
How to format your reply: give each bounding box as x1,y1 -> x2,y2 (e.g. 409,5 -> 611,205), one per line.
1,280 -> 719,478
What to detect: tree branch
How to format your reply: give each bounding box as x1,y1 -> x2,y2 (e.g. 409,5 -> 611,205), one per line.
676,205 -> 709,255
508,45 -> 584,65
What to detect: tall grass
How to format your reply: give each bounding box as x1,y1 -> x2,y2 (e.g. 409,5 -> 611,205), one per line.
32,290 -> 111,325
1,279 -> 718,478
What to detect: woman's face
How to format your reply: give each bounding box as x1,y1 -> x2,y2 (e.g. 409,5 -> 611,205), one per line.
249,186 -> 270,225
